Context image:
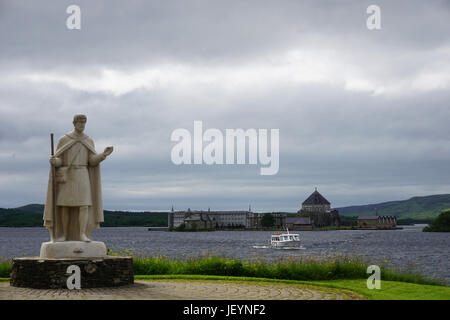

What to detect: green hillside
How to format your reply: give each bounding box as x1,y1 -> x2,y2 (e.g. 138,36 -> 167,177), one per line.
15,204 -> 45,213
336,194 -> 450,219
0,208 -> 44,227
0,206 -> 168,227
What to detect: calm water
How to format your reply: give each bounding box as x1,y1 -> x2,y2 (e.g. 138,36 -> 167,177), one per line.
0,225 -> 449,283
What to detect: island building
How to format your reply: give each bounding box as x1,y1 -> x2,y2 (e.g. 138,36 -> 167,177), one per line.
168,207 -> 285,230
291,188 -> 341,228
285,217 -> 313,230
168,189 -> 339,230
357,215 -> 397,229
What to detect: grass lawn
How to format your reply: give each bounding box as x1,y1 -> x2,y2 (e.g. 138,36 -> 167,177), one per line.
307,278 -> 450,300
135,274 -> 450,300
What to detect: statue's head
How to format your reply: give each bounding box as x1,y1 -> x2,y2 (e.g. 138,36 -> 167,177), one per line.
73,114 -> 87,133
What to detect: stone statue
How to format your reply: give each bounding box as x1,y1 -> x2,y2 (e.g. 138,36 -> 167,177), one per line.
40,114 -> 113,258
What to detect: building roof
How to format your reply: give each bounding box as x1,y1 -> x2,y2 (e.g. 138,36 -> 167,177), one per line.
302,189 -> 331,205
286,217 -> 311,225
175,210 -> 249,215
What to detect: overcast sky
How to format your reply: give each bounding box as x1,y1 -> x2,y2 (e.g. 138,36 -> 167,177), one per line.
1,0 -> 450,211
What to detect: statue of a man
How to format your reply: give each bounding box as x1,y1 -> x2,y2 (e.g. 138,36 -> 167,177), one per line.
43,114 -> 113,242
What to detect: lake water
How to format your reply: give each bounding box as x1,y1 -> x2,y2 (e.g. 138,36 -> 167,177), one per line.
0,225 -> 449,283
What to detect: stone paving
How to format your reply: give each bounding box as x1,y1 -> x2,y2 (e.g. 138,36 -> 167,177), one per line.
0,280 -> 364,300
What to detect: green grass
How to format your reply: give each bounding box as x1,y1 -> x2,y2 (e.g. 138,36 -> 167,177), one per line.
309,279 -> 450,300
130,254 -> 444,286
0,259 -> 11,278
1,253 -> 444,286
134,274 -> 450,300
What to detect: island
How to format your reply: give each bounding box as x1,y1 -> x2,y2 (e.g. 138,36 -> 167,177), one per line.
423,210 -> 450,232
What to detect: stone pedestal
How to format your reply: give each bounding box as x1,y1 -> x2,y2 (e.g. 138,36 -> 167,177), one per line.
10,256 -> 134,289
40,241 -> 107,259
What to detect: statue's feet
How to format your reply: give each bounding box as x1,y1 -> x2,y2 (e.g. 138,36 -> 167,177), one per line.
55,236 -> 66,242
80,234 -> 91,242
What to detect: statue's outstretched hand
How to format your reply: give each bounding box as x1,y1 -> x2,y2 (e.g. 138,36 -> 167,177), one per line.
104,146 -> 114,156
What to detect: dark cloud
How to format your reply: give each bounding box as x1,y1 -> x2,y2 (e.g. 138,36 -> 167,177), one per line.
1,0 -> 450,210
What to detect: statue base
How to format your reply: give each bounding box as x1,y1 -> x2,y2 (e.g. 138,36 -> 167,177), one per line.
40,241 -> 107,259
10,256 -> 134,289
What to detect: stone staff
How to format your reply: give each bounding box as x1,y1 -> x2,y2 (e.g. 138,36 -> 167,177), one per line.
50,133 -> 56,242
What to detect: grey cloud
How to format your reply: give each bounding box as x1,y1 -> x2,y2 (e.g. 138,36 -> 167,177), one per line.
1,0 -> 450,211
0,0 -> 449,68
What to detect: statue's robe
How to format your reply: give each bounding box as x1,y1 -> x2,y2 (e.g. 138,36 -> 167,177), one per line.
43,131 -> 105,241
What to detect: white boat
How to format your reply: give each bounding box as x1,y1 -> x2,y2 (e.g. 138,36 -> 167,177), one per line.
270,229 -> 301,248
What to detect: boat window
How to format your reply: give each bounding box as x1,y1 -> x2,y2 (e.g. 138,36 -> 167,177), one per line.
289,236 -> 293,240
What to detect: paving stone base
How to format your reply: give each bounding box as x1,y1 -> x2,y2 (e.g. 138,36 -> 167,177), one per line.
1,280 -> 365,300
10,256 -> 134,289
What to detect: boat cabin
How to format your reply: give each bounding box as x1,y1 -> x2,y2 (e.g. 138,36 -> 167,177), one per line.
271,233 -> 300,242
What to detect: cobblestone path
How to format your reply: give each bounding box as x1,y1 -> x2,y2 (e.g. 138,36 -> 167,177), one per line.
0,280 -> 364,300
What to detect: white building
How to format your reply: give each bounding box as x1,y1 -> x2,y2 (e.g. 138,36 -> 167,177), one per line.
168,208 -> 286,229
169,209 -> 250,229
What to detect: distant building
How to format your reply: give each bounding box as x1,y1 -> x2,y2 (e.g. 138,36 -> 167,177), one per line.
357,215 -> 397,229
297,189 -> 340,227
301,189 -> 331,213
285,217 -> 313,230
168,208 -> 286,229
183,210 -> 215,229
247,212 -> 286,229
168,189 -> 341,230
